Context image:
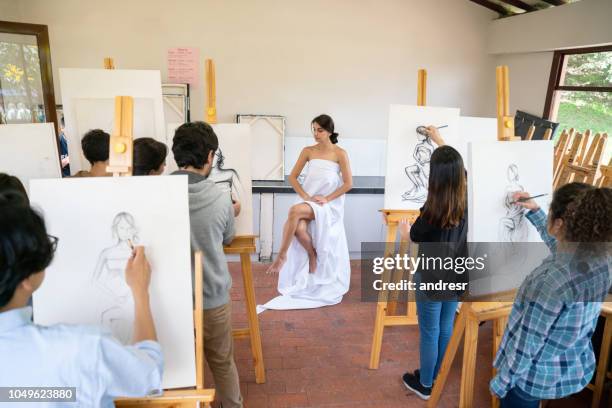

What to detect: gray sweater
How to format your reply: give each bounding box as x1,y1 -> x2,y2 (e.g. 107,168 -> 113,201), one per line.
173,170 -> 235,309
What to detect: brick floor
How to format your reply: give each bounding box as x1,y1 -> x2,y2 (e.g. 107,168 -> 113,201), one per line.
201,260 -> 599,407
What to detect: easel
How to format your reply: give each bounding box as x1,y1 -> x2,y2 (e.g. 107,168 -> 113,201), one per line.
204,59 -> 266,383
427,66 -> 517,408
103,92 -> 214,406
588,300 -> 612,408
595,158 -> 612,187
368,69 -> 427,370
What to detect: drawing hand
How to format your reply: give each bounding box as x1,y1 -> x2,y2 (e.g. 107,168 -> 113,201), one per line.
426,126 -> 445,146
312,195 -> 328,204
512,191 -> 539,211
125,246 -> 151,298
399,218 -> 412,241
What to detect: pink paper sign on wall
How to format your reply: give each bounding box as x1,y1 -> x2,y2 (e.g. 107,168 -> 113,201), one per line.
167,47 -> 200,87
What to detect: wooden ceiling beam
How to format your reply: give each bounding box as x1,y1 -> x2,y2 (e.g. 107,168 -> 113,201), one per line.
499,0 -> 538,12
469,0 -> 509,15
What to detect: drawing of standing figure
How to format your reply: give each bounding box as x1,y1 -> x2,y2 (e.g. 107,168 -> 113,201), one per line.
209,148 -> 244,203
92,212 -> 138,343
498,164 -> 528,242
402,129 -> 435,203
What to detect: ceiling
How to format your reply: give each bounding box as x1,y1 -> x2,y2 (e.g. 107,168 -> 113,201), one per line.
469,0 -> 581,18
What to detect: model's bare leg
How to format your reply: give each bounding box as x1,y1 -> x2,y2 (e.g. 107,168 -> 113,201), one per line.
267,203 -> 315,274
295,219 -> 317,273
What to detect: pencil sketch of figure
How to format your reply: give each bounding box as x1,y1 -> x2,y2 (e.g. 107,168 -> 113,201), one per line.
498,164 -> 529,243
209,148 -> 244,203
92,212 -> 138,344
402,128 -> 435,203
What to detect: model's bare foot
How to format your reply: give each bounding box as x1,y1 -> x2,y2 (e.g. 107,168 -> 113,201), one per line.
308,250 -> 317,274
266,254 -> 287,275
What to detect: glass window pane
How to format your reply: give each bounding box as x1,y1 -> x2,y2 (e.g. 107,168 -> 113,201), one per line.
562,51 -> 612,87
554,90 -> 612,163
0,33 -> 45,124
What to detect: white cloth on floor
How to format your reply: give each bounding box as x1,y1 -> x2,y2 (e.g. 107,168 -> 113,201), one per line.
257,159 -> 351,313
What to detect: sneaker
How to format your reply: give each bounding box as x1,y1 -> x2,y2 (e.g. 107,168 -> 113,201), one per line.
402,371 -> 431,400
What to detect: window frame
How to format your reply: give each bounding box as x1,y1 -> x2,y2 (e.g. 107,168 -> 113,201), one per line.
543,44 -> 612,120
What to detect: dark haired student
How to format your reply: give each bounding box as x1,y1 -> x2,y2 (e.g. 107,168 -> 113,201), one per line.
171,121 -> 243,408
133,137 -> 168,176
260,114 -> 352,312
397,126 -> 467,400
0,193 -> 163,407
73,129 -> 111,177
491,184 -> 612,408
0,173 -> 28,202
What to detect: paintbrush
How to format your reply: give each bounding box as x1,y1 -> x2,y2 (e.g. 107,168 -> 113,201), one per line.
511,193 -> 548,204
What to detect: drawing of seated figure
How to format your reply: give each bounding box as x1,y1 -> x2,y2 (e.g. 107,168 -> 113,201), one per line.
92,212 -> 138,344
402,130 -> 434,203
209,148 -> 244,203
498,164 -> 529,243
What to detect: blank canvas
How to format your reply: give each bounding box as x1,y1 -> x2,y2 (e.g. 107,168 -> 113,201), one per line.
384,105 -> 460,210
59,68 -> 166,175
237,115 -> 285,181
30,176 -> 196,389
0,123 -> 61,188
456,116 -> 497,162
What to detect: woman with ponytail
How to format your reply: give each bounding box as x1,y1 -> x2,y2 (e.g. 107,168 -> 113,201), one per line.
491,183 -> 612,408
260,114 -> 352,312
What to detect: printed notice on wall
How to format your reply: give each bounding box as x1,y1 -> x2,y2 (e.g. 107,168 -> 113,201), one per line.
167,47 -> 199,87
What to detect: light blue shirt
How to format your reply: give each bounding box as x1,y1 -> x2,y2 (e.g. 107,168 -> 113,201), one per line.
0,307 -> 163,407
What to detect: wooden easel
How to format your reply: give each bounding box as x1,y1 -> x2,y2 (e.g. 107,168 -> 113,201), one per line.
369,69 -> 427,370
427,66 -> 518,408
204,59 -> 266,383
588,300 -> 612,408
595,158 -> 612,187
103,91 -> 214,406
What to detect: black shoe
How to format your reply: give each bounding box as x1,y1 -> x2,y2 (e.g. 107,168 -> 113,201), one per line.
402,372 -> 431,400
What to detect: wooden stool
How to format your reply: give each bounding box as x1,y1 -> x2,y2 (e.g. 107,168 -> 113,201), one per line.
427,301 -> 513,408
588,302 -> 612,408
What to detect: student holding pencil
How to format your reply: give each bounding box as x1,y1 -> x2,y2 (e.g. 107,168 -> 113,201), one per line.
491,183 -> 612,407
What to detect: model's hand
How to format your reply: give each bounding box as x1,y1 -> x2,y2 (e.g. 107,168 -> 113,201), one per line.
512,191 -> 539,211
125,246 -> 151,298
426,126 -> 445,146
399,218 -> 412,241
312,195 -> 328,205
232,199 -> 241,217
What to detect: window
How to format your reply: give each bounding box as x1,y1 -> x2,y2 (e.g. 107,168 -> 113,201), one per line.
544,45 -> 612,163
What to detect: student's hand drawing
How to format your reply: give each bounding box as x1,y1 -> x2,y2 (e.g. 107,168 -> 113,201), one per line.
125,246 -> 151,298
512,191 -> 540,211
399,218 -> 412,242
425,126 -> 445,146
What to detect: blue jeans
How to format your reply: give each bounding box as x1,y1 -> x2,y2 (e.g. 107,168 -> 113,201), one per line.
500,387 -> 540,408
416,300 -> 458,387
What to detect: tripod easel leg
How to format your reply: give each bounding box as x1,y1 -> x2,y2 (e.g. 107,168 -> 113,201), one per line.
459,316 -> 479,408
428,308 -> 467,407
369,302 -> 387,369
240,253 -> 266,383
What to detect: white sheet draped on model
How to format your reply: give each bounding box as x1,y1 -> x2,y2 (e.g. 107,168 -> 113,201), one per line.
257,159 -> 351,313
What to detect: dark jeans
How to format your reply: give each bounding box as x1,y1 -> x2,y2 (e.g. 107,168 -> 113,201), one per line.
500,387 -> 540,408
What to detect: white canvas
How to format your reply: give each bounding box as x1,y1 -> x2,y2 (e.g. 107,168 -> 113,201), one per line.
59,68 -> 166,175
212,124 -> 254,235
237,115 -> 285,181
384,105 -> 460,210
467,140 -> 554,296
456,116 -> 497,162
0,123 -> 61,188
30,176 -> 196,389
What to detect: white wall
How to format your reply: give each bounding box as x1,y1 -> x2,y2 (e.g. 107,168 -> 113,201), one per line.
488,0 -> 612,117
1,0 -> 498,140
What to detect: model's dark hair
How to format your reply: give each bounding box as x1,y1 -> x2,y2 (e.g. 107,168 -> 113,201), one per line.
133,138 -> 167,176
312,114 -> 338,144
421,146 -> 466,228
172,122 -> 218,169
81,129 -> 110,165
549,182 -> 593,221
0,192 -> 56,308
0,173 -> 28,204
563,187 -> 611,243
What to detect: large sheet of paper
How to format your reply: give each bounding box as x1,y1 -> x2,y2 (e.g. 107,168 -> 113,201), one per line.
30,176 -> 196,389
59,68 -> 166,174
237,115 -> 285,181
0,123 -> 61,188
384,105 -> 460,210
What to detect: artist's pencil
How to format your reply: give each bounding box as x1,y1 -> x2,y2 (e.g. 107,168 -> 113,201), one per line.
511,193 -> 548,204
127,239 -> 135,250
